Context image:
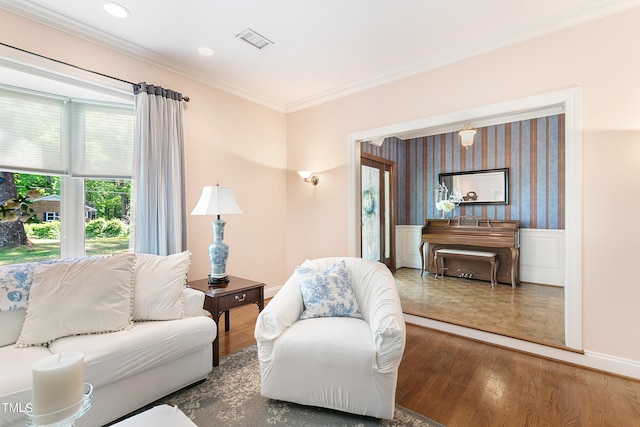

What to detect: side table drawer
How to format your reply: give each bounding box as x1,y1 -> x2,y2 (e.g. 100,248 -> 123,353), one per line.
217,288 -> 262,312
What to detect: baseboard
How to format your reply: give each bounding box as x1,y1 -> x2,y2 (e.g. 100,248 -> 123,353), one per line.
405,314 -> 640,380
264,285 -> 282,299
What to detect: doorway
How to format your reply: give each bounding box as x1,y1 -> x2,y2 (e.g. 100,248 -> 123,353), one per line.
361,153 -> 395,272
348,88 -> 583,353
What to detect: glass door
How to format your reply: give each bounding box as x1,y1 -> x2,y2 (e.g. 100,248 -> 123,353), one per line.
361,154 -> 395,271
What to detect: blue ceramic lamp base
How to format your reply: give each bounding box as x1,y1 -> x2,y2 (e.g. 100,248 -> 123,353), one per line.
208,218 -> 230,287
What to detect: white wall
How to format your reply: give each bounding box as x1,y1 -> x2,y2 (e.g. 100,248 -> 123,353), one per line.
286,9 -> 640,366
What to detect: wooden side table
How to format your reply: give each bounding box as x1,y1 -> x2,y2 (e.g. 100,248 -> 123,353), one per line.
187,276 -> 265,367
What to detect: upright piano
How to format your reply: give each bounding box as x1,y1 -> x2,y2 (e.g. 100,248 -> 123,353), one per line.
420,217 -> 520,287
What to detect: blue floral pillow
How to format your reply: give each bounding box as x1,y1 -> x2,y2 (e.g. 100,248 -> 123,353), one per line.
297,261 -> 362,320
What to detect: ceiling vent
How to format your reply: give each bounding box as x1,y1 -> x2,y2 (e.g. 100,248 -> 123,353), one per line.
236,28 -> 274,50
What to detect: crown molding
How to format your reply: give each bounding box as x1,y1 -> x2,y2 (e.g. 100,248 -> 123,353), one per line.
284,0 -> 640,113
0,1 -> 287,112
2,0 -> 640,114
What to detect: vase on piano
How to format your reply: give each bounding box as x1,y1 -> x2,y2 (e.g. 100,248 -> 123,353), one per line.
436,200 -> 454,219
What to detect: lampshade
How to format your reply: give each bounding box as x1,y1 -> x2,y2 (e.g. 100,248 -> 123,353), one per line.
458,124 -> 477,149
297,170 -> 312,179
191,185 -> 242,216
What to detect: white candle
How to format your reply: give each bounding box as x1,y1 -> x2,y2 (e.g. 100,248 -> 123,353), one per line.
32,352 -> 84,424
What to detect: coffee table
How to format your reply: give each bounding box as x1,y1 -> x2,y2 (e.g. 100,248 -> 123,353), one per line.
187,275 -> 265,366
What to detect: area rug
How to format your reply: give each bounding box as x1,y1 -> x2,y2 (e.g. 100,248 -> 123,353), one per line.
140,345 -> 444,427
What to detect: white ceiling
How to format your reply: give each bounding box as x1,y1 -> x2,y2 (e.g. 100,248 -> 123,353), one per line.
1,0 -> 639,112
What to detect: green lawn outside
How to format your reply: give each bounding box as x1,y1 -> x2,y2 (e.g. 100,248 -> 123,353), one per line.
0,237 -> 130,265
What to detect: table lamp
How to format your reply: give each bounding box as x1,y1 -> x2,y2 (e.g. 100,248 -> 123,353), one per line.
191,184 -> 242,286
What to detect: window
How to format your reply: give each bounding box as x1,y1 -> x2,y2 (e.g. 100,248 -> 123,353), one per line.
0,60 -> 134,265
0,173 -> 132,265
44,212 -> 59,222
84,178 -> 131,257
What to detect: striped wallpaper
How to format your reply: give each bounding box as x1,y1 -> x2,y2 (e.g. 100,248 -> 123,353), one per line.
362,114 -> 565,229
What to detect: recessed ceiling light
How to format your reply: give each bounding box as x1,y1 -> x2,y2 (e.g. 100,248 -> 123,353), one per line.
104,2 -> 130,18
198,47 -> 215,56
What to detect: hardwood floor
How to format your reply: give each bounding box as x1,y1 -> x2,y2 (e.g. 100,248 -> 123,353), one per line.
398,325 -> 640,426
221,300 -> 640,427
395,267 -> 566,348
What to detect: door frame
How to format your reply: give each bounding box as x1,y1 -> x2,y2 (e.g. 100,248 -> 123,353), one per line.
347,87 -> 582,352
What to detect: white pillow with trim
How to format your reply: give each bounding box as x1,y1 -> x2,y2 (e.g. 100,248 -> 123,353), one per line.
133,251 -> 190,321
16,254 -> 135,347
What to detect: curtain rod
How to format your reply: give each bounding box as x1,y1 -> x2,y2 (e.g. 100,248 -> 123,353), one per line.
0,42 -> 191,102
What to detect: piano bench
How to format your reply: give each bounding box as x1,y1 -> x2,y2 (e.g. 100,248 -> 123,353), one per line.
434,249 -> 499,288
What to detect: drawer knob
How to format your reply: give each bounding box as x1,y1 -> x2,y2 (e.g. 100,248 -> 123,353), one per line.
235,293 -> 247,302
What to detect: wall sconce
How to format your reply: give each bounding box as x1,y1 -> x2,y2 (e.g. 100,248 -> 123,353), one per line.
297,170 -> 319,186
458,123 -> 477,150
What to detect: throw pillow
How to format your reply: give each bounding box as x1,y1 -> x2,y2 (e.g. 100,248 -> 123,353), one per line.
0,309 -> 26,347
0,257 -> 98,311
16,254 -> 135,347
297,261 -> 362,320
133,251 -> 190,321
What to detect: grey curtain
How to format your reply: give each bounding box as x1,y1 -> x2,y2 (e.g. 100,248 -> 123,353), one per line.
132,83 -> 186,255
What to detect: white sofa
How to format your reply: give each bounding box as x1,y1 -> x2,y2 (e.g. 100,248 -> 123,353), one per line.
254,257 -> 406,419
0,253 -> 216,427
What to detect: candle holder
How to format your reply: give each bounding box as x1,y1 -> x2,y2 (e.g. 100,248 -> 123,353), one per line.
25,383 -> 93,427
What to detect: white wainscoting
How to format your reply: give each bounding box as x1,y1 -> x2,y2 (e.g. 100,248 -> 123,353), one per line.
395,225 -> 566,287
395,225 -> 425,269
519,229 -> 565,287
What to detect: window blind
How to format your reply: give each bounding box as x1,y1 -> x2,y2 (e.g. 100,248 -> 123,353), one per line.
70,101 -> 134,178
0,87 -> 66,174
0,86 -> 134,178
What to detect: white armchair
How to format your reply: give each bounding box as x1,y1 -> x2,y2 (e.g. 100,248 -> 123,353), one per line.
254,257 -> 406,419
